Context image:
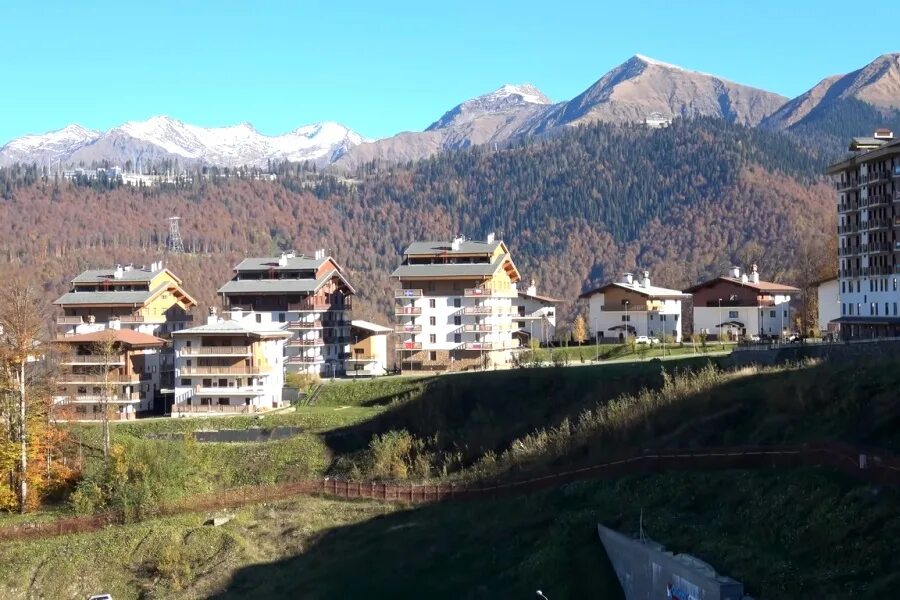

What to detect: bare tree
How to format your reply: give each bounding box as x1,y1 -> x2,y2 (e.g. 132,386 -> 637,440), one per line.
0,285 -> 47,513
92,330 -> 120,458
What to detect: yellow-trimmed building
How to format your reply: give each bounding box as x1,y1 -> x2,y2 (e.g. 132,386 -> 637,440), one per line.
392,234 -> 521,372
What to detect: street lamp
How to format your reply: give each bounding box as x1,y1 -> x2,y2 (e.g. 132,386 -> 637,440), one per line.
624,300 -> 630,346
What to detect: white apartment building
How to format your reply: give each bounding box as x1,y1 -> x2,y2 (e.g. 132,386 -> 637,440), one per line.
171,308 -> 290,416
392,234 -> 521,372
579,271 -> 687,343
217,250 -> 355,377
685,266 -> 798,340
512,280 -> 559,345
827,132 -> 900,339
816,277 -> 840,334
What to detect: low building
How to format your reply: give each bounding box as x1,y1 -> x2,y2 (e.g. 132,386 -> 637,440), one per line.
686,265 -> 799,340
816,276 -> 840,335
579,271 -> 687,343
171,308 -> 291,416
392,234 -> 522,372
512,280 -> 559,345
53,328 -> 165,421
346,320 -> 391,377
217,250 -> 355,377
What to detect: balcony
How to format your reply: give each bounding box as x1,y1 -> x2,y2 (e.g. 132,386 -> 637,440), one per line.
179,366 -> 268,375
464,288 -> 496,297
286,338 -> 325,347
180,346 -> 251,356
861,218 -> 890,231
395,289 -> 423,298
56,316 -> 84,326
837,223 -> 859,234
394,324 -> 422,333
57,373 -> 140,384
116,314 -> 166,324
461,341 -> 519,351
53,393 -> 140,404
396,342 -> 422,351
60,355 -> 126,365
462,306 -> 493,315
286,355 -> 325,365
193,385 -> 267,396
864,194 -> 890,208
288,298 -> 352,312
395,307 -> 422,315
287,320 -> 323,330
835,180 -> 857,191
463,324 -> 498,332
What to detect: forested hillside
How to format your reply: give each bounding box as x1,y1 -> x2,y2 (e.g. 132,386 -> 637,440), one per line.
0,118 -> 836,324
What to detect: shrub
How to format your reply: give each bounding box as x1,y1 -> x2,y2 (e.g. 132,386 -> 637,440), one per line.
366,430 -> 434,480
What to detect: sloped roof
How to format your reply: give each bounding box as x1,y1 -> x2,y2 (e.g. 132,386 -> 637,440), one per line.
57,329 -> 165,347
579,281 -> 688,300
54,280 -> 197,308
72,266 -> 167,284
684,276 -> 799,294
404,240 -> 502,256
172,319 -> 292,339
233,255 -> 330,272
218,268 -> 356,296
518,291 -> 562,304
351,320 -> 391,334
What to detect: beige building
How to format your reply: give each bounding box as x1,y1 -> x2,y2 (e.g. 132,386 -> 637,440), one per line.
346,320 -> 391,377
392,234 -> 522,372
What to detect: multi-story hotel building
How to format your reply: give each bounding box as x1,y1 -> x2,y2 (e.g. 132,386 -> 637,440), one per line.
513,280 -> 560,345
826,131 -> 900,338
392,234 -> 522,371
579,271 -> 687,343
217,250 -> 355,376
54,328 -> 165,420
171,308 -> 291,415
685,265 -> 798,340
53,262 -> 197,417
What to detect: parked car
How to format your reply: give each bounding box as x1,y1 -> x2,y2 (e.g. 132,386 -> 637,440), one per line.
748,334 -> 762,342
634,336 -> 660,345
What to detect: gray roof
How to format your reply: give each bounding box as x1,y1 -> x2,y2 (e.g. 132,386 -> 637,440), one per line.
403,240 -> 502,256
172,319 -> 292,338
233,255 -> 329,272
218,269 -> 356,296
391,257 -> 504,279
54,289 -> 156,306
72,267 -> 165,284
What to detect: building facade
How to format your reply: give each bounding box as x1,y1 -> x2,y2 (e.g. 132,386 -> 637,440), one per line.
217,250 -> 355,376
53,262 -> 196,417
512,280 -> 559,345
685,265 -> 798,340
827,133 -> 900,338
816,276 -> 840,334
579,271 -> 686,343
171,309 -> 290,416
346,320 -> 391,377
53,328 -> 165,420
392,234 -> 521,372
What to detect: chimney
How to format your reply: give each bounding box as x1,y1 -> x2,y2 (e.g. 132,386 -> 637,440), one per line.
623,272 -> 634,285
730,266 -> 741,279
285,250 -> 295,259
741,272 -> 749,284
451,235 -> 464,251
278,252 -> 288,267
207,306 -> 218,325
486,232 -> 495,244
527,278 -> 537,296
87,315 -> 96,324
113,264 -> 124,279
751,264 -> 760,284
108,318 -> 121,330
642,271 -> 651,289
124,264 -> 133,272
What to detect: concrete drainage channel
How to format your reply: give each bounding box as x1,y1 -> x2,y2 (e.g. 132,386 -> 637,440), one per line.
151,426 -> 304,443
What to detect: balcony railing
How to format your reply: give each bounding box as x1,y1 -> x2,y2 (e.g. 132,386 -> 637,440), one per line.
462,307 -> 493,315
287,320 -> 323,330
396,342 -> 422,351
60,355 -> 126,365
288,298 -> 353,312
53,393 -> 140,404
180,346 -> 251,356
394,324 -> 422,333
395,289 -> 423,298
837,223 -> 859,234
286,356 -> 325,364
461,341 -> 519,351
464,288 -> 496,297
463,324 -> 499,332
56,316 -> 84,325
173,404 -> 259,415
286,338 -> 325,347
179,366 -> 268,375
193,385 -> 266,395
57,373 -> 140,384
116,314 -> 167,324
395,307 -> 422,315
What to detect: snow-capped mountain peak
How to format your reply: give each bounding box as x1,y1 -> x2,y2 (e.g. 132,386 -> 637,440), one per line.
0,124 -> 101,163
426,83 -> 552,131
482,83 -> 551,106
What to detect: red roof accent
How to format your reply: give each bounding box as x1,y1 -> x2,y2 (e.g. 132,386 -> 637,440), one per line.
57,329 -> 165,348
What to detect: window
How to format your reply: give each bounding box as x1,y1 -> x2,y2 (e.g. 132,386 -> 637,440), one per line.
894,279 -> 898,291
429,316 -> 436,326
429,299 -> 436,309
454,333 -> 461,343
186,359 -> 192,367
278,313 -> 286,323
783,310 -> 788,318
453,298 -> 461,308
255,314 -> 262,324
660,314 -> 667,321
621,315 -> 631,322
429,334 -> 436,343
218,398 -> 229,406
185,340 -> 192,347
728,311 -> 739,319
180,378 -> 190,386
894,303 -> 898,316
770,310 -> 776,318
428,282 -> 435,291
842,303 -> 846,316
429,351 -> 437,361
842,282 -> 846,294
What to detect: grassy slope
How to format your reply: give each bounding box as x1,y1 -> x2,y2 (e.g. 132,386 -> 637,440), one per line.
2,468 -> 898,599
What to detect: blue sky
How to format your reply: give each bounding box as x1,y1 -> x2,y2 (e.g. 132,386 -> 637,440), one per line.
1,0 -> 896,143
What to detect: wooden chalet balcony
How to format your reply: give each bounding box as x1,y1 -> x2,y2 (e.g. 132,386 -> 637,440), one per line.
394,324 -> 422,333
116,314 -> 167,324
180,346 -> 252,356
61,355 -> 126,365
57,373 -> 140,384
179,366 -> 268,375
396,342 -> 422,351
395,306 -> 422,315
287,320 -> 323,330
56,316 -> 84,325
395,289 -> 423,298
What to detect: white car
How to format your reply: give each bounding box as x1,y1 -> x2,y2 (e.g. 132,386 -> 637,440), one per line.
633,336 -> 660,345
